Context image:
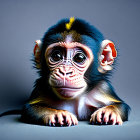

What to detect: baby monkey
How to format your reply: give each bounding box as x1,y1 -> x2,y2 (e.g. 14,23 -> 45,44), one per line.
21,17 -> 130,126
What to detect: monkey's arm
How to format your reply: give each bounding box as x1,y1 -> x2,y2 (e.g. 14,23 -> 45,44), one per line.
88,81 -> 130,125
21,89 -> 78,126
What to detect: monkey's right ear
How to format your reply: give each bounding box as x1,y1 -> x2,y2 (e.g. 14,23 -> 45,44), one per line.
33,40 -> 42,69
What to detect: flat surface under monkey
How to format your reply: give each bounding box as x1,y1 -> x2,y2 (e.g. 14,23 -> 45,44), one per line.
0,115 -> 140,140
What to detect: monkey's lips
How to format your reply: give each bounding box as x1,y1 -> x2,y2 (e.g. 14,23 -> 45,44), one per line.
52,86 -> 86,98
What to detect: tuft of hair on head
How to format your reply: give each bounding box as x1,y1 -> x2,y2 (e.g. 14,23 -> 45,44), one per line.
65,17 -> 75,30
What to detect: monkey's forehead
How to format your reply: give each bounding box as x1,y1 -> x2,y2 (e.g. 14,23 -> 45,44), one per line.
44,31 -> 97,48
46,42 -> 90,50
60,30 -> 82,42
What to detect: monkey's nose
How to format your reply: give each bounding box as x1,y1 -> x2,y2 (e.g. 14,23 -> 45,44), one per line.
58,69 -> 73,76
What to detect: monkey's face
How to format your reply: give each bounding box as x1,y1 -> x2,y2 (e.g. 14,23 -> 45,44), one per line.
45,41 -> 93,99
33,18 -> 117,100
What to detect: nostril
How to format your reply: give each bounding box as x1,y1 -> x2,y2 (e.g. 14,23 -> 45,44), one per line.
58,69 -> 73,76
59,69 -> 65,76
66,72 -> 73,76
58,67 -> 73,77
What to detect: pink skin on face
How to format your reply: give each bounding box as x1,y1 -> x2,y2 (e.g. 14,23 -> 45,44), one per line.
45,41 -> 93,99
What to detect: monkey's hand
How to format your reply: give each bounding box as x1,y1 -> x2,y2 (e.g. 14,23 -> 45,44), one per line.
43,109 -> 78,126
90,105 -> 123,125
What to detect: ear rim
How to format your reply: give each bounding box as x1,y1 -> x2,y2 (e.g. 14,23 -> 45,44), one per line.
100,40 -> 117,58
98,40 -> 117,73
34,40 -> 42,55
34,40 -> 42,69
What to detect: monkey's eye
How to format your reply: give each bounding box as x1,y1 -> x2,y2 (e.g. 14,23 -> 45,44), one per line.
73,53 -> 86,64
50,50 -> 63,62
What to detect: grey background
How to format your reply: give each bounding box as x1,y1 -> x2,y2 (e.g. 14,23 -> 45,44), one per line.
0,0 -> 140,140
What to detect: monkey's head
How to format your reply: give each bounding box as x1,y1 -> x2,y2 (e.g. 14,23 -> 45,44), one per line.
33,17 -> 117,99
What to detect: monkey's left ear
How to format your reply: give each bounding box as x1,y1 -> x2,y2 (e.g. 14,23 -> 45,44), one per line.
33,40 -> 42,69
98,40 -> 117,73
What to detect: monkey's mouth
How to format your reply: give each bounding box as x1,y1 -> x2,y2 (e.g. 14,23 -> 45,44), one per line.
52,86 -> 86,99
53,86 -> 84,89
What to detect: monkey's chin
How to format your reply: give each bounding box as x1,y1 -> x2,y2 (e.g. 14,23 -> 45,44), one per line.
52,86 -> 86,99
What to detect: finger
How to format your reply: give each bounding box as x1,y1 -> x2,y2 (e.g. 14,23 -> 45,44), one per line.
70,114 -> 78,125
96,111 -> 102,123
49,115 -> 56,126
57,113 -> 64,125
62,111 -> 72,126
116,115 -> 123,125
90,112 -> 97,124
103,111 -> 110,124
110,112 -> 117,125
65,114 -> 72,126
50,115 -> 56,124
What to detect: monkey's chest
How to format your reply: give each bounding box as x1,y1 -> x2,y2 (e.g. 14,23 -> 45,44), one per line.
55,97 -> 96,120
